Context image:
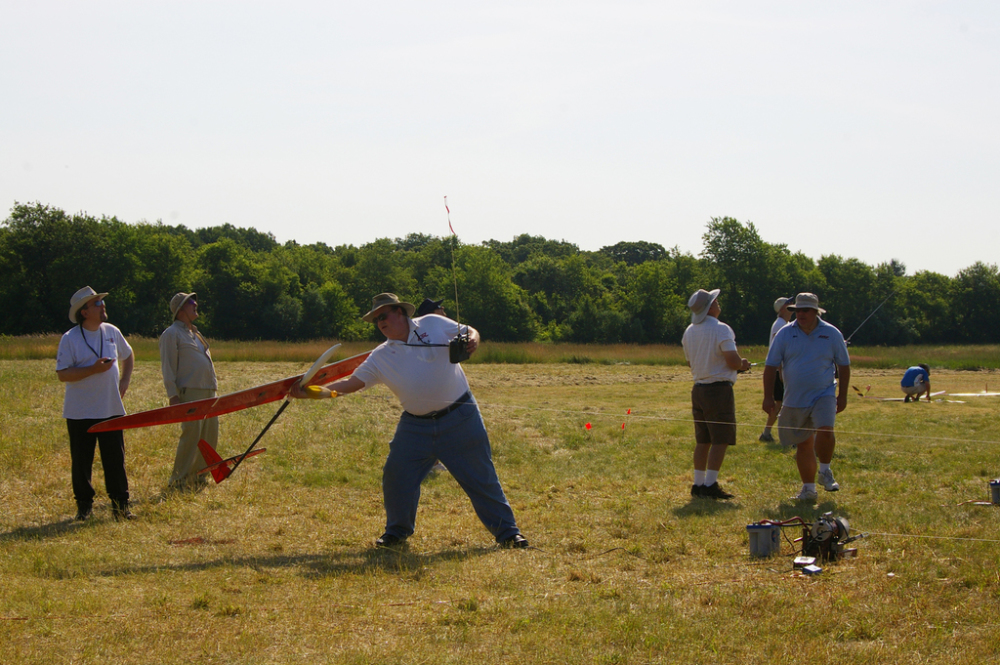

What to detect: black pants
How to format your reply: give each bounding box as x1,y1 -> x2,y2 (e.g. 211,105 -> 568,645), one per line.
66,418 -> 130,510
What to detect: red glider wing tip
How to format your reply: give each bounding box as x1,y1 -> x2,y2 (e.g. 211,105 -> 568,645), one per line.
197,439 -> 232,483
197,439 -> 267,483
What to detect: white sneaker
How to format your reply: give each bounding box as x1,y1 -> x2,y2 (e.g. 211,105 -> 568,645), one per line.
792,487 -> 818,502
818,468 -> 840,492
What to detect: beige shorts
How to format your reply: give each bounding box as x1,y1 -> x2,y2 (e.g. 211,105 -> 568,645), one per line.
777,395 -> 837,446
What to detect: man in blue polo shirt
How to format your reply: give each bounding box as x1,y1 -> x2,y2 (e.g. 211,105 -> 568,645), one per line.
762,293 -> 851,502
900,364 -> 931,403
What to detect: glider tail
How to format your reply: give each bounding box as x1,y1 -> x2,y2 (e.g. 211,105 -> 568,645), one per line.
197,439 -> 233,483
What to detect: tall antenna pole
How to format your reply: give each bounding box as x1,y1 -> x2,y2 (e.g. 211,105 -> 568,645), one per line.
445,196 -> 461,328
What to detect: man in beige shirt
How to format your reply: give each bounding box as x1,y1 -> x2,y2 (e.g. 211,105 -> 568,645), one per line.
160,292 -> 219,490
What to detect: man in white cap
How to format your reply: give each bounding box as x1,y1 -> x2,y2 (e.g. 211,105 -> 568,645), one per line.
759,296 -> 793,443
160,292 -> 218,490
55,286 -> 135,521
681,289 -> 751,500
290,293 -> 528,549
762,293 -> 851,501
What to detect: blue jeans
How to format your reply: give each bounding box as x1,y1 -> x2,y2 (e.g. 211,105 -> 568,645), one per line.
382,397 -> 520,542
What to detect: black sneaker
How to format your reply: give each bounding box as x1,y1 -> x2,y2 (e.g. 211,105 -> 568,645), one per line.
112,506 -> 135,521
74,507 -> 92,521
499,534 -> 529,549
690,484 -> 703,498
700,482 -> 734,500
375,533 -> 407,549
904,395 -> 911,403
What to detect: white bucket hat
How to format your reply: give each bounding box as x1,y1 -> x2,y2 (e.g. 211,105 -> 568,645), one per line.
68,286 -> 108,323
170,292 -> 197,319
787,292 -> 826,314
687,289 -> 720,324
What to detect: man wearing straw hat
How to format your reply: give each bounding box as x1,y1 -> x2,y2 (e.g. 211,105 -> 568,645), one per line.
56,286 -> 135,521
160,292 -> 218,491
762,293 -> 851,502
681,288 -> 751,500
290,293 -> 528,550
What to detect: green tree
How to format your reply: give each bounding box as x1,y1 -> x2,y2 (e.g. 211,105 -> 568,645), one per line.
816,255 -> 879,343
700,217 -> 774,343
618,261 -> 687,342
952,262 -> 1000,343
897,270 -> 953,343
450,246 -> 537,341
598,241 -> 667,266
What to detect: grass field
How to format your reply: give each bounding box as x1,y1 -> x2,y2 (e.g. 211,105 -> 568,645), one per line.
2,350 -> 1000,664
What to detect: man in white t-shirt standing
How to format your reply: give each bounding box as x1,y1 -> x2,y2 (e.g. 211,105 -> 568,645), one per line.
681,289 -> 751,500
291,293 -> 527,549
55,286 -> 135,521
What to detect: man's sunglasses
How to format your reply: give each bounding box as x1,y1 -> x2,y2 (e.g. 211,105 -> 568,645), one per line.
373,311 -> 391,323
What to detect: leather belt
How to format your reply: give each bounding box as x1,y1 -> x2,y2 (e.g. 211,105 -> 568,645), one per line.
405,391 -> 471,419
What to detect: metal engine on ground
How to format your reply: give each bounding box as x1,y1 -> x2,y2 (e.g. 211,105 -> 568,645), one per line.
801,512 -> 865,561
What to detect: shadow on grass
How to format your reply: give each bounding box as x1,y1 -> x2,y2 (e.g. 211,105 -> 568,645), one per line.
74,544 -> 502,580
671,498 -> 741,518
0,518 -> 93,543
759,500 -> 851,522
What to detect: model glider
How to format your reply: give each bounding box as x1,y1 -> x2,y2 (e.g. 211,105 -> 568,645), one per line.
88,346 -> 369,433
851,385 -> 946,401
197,439 -> 267,483
225,342 -> 347,478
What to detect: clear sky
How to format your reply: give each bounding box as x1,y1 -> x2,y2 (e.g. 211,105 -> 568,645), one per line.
3,1 -> 997,277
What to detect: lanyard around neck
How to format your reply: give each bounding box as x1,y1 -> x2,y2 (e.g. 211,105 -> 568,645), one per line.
79,323 -> 104,359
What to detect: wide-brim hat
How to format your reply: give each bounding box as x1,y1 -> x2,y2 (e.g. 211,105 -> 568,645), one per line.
774,296 -> 792,314
787,292 -> 826,314
361,293 -> 416,322
415,297 -> 444,318
69,286 -> 109,323
170,292 -> 197,320
687,288 -> 720,325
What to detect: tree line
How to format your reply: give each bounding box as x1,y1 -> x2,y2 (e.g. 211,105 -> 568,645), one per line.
3,202 -> 998,345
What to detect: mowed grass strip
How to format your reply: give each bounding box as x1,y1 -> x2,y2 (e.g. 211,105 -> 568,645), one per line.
2,359 -> 1000,664
7,334 -> 1000,371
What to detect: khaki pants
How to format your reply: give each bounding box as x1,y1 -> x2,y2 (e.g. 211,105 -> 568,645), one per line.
169,387 -> 219,487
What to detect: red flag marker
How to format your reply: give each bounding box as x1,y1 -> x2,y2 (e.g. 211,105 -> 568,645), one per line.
585,422 -> 592,430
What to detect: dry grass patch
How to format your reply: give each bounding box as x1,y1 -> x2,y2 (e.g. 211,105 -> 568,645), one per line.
2,360 -> 1000,664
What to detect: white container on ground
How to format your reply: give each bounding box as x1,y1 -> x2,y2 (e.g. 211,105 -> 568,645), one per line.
746,523 -> 780,557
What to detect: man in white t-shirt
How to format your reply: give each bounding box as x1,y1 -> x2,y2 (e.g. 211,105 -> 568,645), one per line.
55,286 -> 135,521
681,289 -> 751,500
759,296 -> 793,443
291,293 -> 527,550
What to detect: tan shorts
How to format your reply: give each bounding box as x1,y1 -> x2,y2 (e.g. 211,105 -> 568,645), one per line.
777,395 -> 836,446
